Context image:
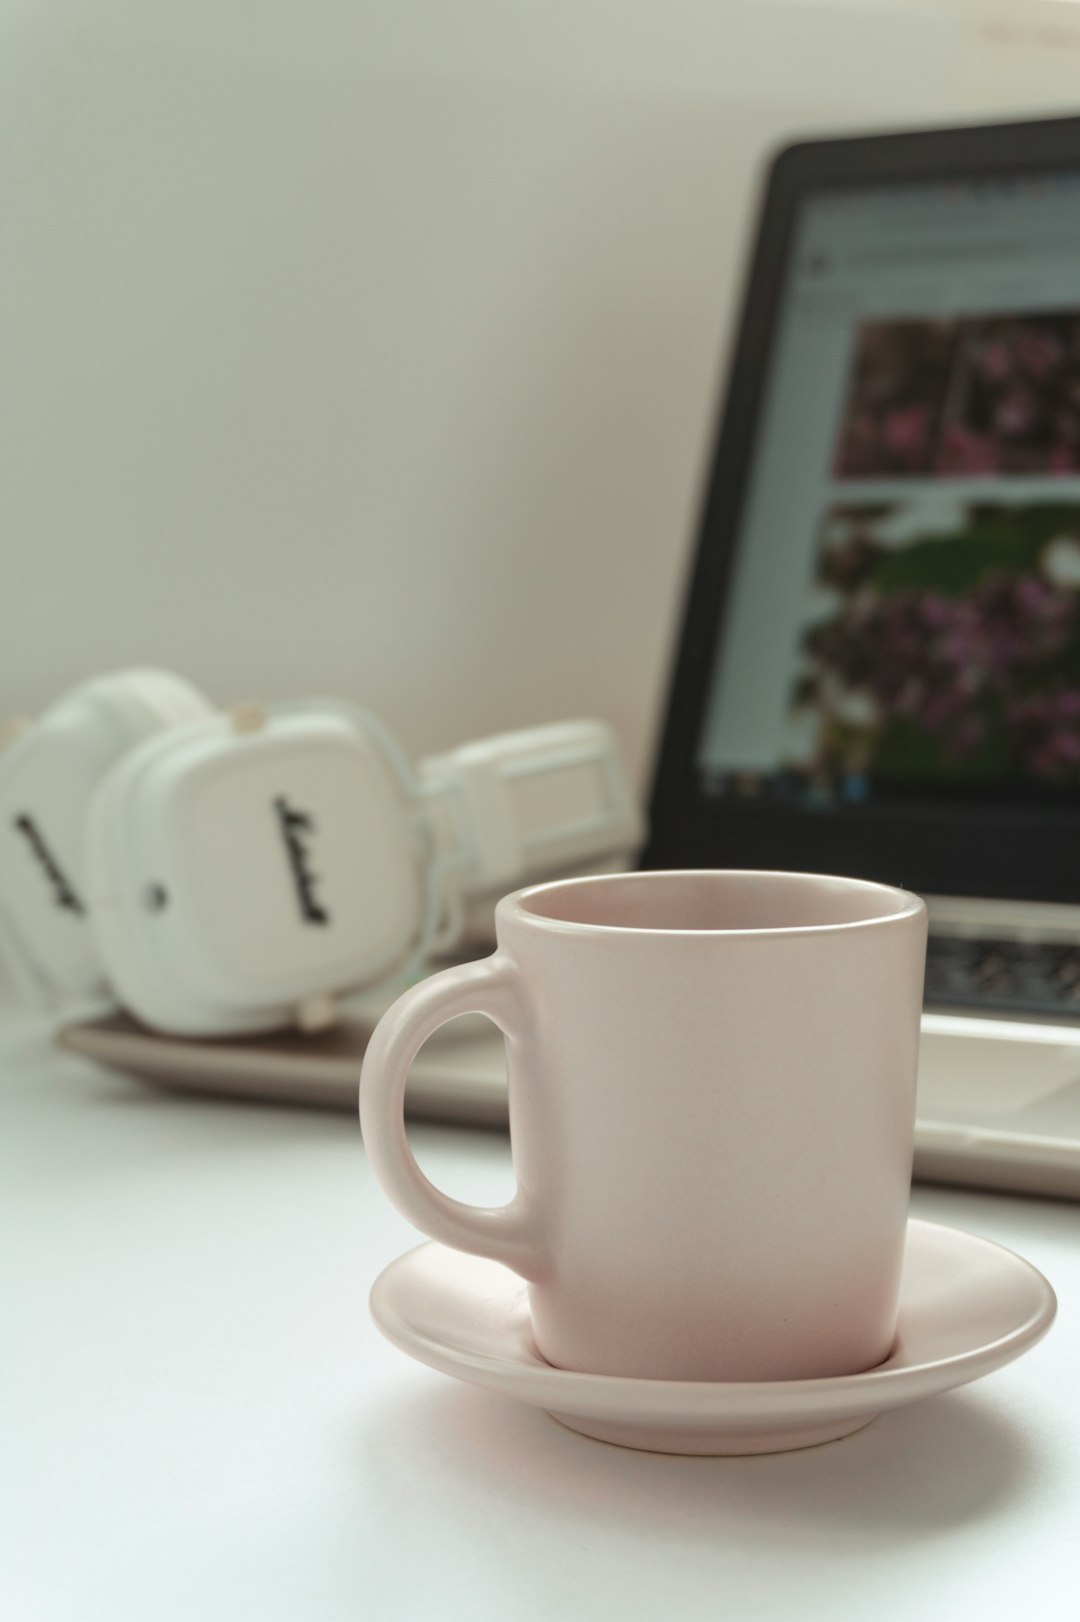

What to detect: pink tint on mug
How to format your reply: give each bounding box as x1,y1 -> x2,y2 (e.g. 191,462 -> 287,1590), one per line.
360,870 -> 927,1382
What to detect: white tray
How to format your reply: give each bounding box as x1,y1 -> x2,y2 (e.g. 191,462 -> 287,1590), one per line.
58,1009 -> 1080,1199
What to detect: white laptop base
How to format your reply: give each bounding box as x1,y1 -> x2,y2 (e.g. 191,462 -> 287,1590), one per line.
917,1013 -> 1080,1198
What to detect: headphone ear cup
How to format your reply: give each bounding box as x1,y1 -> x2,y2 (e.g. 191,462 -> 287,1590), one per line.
0,669 -> 213,1006
83,704 -> 428,1037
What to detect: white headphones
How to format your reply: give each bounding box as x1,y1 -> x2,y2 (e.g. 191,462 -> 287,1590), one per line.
0,671 -> 642,1036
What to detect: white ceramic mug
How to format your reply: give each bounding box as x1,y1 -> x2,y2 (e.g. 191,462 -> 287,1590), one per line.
360,869 -> 927,1382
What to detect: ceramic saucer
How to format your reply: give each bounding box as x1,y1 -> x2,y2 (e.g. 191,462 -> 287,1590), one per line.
369,1220 -> 1056,1455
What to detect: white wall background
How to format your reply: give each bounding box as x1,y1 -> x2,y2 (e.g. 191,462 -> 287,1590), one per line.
4,0 -> 1080,783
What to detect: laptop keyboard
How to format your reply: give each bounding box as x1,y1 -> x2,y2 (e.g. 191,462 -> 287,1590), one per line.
925,935 -> 1080,1019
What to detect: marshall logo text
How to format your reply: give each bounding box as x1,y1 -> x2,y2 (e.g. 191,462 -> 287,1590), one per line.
13,814 -> 85,913
274,796 -> 330,925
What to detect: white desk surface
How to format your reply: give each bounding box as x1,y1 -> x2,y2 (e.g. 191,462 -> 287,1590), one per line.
3,1018 -> 1080,1622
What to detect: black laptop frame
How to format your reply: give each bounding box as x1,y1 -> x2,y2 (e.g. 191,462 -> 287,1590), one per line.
645,115 -> 1080,902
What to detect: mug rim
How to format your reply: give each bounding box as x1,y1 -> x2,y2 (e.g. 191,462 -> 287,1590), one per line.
501,868 -> 926,939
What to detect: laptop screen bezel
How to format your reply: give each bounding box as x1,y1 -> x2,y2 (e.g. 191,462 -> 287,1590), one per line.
645,115 -> 1080,903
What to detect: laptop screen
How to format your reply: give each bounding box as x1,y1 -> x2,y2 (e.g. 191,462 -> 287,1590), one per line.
697,169 -> 1080,812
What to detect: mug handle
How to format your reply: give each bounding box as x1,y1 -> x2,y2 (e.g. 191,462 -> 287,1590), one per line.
359,954 -> 542,1280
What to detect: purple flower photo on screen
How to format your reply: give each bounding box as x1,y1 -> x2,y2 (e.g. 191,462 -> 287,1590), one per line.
938,314 -> 1080,476
832,320 -> 957,477
832,311 -> 1080,480
789,502 -> 1080,794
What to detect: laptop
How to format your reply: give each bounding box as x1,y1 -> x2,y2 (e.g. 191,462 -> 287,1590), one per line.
61,114 -> 1080,1199
645,113 -> 1080,1200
